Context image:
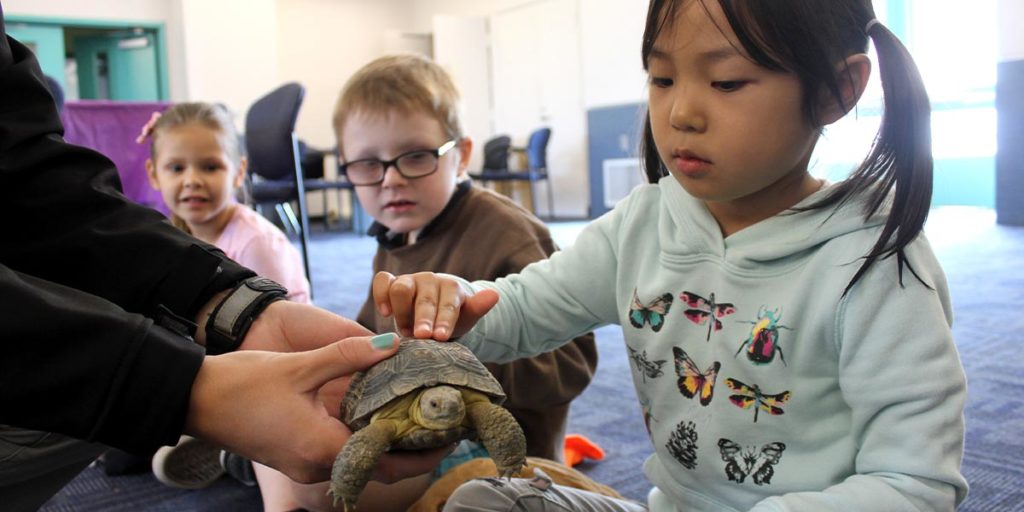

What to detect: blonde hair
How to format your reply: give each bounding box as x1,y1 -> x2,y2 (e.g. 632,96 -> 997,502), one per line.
148,102 -> 246,233
332,54 -> 463,153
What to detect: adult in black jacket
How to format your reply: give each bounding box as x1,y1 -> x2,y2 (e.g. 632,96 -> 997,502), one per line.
0,5 -> 443,510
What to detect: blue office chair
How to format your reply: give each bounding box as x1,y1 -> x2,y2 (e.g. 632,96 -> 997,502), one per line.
469,128 -> 554,218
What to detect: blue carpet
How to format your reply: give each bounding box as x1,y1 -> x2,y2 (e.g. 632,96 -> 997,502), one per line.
929,208 -> 1024,512
41,207 -> 1024,510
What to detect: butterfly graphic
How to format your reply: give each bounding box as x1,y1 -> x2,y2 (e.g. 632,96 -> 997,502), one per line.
680,291 -> 737,341
628,346 -> 667,382
672,347 -> 720,406
628,289 -> 673,332
725,378 -> 791,423
718,438 -> 786,485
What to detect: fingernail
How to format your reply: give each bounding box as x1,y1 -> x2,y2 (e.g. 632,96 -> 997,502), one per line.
436,326 -> 448,338
371,333 -> 396,350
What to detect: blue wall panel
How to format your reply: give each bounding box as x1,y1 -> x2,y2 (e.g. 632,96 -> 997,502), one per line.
587,103 -> 645,218
997,59 -> 1024,225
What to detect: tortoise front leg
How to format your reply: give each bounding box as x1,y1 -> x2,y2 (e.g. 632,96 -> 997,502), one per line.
466,401 -> 526,478
329,420 -> 399,512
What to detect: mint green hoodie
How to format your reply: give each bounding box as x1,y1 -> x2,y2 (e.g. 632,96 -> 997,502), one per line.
455,176 -> 967,511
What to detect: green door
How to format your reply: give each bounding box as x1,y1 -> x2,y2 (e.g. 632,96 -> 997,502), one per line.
5,23 -> 66,91
74,31 -> 160,101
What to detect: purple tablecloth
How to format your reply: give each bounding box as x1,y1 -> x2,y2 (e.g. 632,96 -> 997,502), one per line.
61,100 -> 172,214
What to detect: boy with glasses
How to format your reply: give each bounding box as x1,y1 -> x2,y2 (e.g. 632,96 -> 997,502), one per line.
259,55 -> 598,511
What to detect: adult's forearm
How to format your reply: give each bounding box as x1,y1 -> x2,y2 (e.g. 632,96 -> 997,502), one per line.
0,265 -> 204,453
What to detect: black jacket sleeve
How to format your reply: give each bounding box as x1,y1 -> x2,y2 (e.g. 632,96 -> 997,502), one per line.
0,7 -> 254,453
1,265 -> 206,452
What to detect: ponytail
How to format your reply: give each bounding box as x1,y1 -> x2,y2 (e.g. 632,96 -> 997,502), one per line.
809,22 -> 933,295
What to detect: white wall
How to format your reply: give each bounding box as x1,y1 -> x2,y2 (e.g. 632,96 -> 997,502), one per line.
180,0 -> 278,123
432,15 -> 490,171
410,0 -> 535,32
276,0 -> 416,148
578,0 -> 648,108
413,0 -> 648,109
998,0 -> 1024,62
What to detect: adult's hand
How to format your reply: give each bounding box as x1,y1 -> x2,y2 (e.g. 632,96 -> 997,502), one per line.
238,300 -> 375,353
183,334 -> 451,484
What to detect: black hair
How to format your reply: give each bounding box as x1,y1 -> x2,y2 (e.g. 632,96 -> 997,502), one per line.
639,0 -> 933,294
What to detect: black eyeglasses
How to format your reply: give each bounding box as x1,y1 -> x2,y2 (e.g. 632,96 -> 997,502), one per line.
340,140 -> 457,186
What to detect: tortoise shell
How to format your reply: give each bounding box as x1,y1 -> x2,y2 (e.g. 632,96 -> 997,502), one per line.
341,338 -> 505,431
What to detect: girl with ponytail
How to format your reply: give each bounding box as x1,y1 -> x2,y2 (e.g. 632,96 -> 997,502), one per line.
380,1 -> 969,510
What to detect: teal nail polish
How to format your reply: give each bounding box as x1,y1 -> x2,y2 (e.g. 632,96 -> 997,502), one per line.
371,333 -> 396,350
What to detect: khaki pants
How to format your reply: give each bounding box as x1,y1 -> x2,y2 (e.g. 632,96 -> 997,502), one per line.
411,456 -> 646,512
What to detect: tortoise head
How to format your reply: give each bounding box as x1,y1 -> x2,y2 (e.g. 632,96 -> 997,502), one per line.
415,385 -> 465,430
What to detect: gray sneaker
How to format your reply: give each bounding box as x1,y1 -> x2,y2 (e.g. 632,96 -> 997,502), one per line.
220,450 -> 257,486
152,435 -> 225,489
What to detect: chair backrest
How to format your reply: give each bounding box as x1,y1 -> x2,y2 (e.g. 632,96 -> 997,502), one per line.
482,135 -> 512,171
245,82 -> 305,181
525,127 -> 551,170
298,139 -> 325,180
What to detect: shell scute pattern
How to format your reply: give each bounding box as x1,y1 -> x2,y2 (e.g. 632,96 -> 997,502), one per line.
341,339 -> 505,430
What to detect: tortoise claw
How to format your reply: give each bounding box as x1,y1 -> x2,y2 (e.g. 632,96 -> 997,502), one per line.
326,487 -> 357,511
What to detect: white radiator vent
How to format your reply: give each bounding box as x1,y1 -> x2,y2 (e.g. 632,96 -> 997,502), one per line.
602,158 -> 645,208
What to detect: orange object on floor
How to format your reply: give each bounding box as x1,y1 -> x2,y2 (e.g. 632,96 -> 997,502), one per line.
563,433 -> 605,467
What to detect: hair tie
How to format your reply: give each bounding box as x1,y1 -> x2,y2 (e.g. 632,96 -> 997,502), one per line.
135,111 -> 163,144
865,18 -> 881,35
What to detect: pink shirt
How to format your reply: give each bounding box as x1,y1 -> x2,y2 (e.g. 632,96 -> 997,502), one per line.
216,205 -> 311,304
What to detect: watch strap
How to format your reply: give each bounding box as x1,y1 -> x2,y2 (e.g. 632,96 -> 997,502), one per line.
204,276 -> 287,354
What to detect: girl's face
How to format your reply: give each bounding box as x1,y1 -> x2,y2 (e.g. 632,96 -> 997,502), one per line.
647,0 -> 822,227
146,123 -> 246,236
340,108 -> 471,243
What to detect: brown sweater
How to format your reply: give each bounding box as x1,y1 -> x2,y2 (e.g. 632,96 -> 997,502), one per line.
357,182 -> 598,460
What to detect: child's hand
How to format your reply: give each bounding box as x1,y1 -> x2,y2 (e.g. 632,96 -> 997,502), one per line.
372,271 -> 499,341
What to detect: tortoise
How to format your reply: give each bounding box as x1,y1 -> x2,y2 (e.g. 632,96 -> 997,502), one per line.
329,337 -> 527,510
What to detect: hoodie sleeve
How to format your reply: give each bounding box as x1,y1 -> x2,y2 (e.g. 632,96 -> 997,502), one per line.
457,202 -> 626,363
0,11 -> 253,452
750,239 -> 968,512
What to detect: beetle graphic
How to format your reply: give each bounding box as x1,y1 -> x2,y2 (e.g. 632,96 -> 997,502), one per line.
735,306 -> 793,365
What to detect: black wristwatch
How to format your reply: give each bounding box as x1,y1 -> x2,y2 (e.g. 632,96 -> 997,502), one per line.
204,276 -> 288,354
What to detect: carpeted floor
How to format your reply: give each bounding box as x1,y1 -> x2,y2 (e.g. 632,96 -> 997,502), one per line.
40,206 -> 1024,511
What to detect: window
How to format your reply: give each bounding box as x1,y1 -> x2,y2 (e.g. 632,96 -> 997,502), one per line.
811,0 -> 997,207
